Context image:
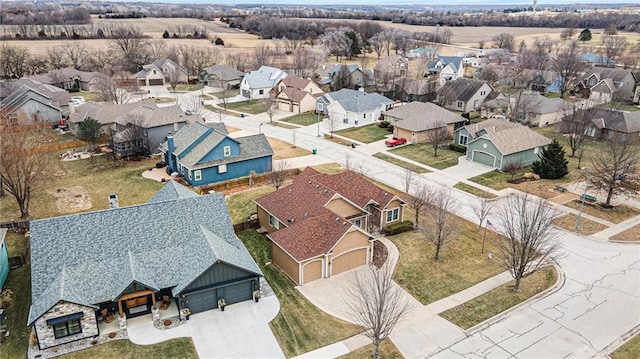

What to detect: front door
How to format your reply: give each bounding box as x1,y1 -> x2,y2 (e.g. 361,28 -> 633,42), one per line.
124,294 -> 152,318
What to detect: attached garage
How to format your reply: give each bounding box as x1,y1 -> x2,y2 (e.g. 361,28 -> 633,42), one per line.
472,151 -> 496,168
332,248 -> 368,275
184,288 -> 218,313
302,260 -> 322,284
148,78 -> 164,86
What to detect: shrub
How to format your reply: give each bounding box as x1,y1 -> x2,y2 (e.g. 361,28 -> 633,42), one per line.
450,143 -> 467,153
383,220 -> 414,235
378,121 -> 389,128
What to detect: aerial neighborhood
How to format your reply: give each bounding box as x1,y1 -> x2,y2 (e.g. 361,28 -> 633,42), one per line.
0,1 -> 639,359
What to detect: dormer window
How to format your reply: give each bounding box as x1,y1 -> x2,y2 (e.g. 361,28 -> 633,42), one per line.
223,146 -> 231,157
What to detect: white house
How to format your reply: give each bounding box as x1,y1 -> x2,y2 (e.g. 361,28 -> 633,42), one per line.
135,59 -> 188,87
240,66 -> 287,100
318,89 -> 394,126
427,56 -> 465,85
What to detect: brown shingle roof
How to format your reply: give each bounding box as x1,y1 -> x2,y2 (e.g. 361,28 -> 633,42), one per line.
384,102 -> 464,132
282,87 -> 308,102
282,76 -> 311,90
464,119 -> 551,155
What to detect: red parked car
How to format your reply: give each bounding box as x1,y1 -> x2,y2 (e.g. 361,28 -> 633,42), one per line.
385,137 -> 407,147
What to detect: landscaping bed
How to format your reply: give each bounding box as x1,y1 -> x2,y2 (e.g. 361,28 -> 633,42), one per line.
389,144 -> 460,170
334,124 -> 390,144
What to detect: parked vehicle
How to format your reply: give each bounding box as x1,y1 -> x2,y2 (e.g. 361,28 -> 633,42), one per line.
384,137 -> 407,147
69,96 -> 85,106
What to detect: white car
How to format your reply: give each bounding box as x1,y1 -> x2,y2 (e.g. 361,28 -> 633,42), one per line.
69,96 -> 85,106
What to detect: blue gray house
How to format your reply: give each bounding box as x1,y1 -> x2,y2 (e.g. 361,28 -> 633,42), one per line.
27,181 -> 262,350
316,88 -> 394,126
0,229 -> 9,290
160,122 -> 273,186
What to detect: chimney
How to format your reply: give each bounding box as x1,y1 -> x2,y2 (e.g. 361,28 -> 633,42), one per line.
166,132 -> 175,171
108,193 -> 119,209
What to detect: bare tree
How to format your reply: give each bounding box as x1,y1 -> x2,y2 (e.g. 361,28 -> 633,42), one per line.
344,262 -> 414,359
420,186 -> 459,261
409,184 -> 431,227
0,45 -> 30,79
148,39 -> 167,60
0,113 -> 54,219
504,161 -> 523,180
603,35 -> 627,67
270,160 -> 289,190
552,40 -> 587,98
253,44 -> 273,69
179,95 -> 206,119
492,33 -> 515,52
263,94 -> 278,123
64,43 -> 87,70
402,168 -> 414,194
215,78 -> 231,111
590,133 -> 640,206
167,66 -> 181,93
436,86 -> 456,107
470,196 -> 495,230
497,193 -> 561,292
93,72 -> 130,104
427,123 -> 449,157
562,103 -> 594,158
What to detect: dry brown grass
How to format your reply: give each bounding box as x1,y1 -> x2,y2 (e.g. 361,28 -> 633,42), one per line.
267,137 -> 311,160
563,200 -> 640,224
610,224 -> 640,242
552,213 -> 608,235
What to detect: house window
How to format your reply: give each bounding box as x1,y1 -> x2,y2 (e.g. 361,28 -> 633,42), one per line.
459,134 -> 468,146
268,214 -> 279,229
223,146 -> 231,157
317,103 -> 323,111
353,218 -> 362,228
588,77 -> 596,86
534,147 -> 539,154
457,101 -> 463,108
386,208 -> 400,223
259,89 -> 264,95
48,313 -> 84,339
153,70 -> 157,74
173,123 -> 179,131
218,164 -> 227,173
194,170 -> 202,181
480,91 -> 486,96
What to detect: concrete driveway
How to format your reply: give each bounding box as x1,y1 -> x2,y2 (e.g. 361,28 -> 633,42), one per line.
128,278 -> 284,359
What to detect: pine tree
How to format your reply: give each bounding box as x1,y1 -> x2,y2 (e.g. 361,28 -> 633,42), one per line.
532,139 -> 569,179
579,29 -> 592,43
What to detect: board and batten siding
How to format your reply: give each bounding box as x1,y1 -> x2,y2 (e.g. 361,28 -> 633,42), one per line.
182,262 -> 257,293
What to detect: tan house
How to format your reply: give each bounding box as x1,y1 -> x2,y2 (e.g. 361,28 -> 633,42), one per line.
254,167 -> 405,285
135,59 -> 188,87
383,102 -> 466,144
373,55 -> 408,82
271,76 -> 324,113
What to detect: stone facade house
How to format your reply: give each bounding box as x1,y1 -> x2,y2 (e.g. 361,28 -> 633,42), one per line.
28,182 -> 262,350
240,66 -> 287,100
383,102 -> 466,144
454,119 -> 551,170
254,167 -> 405,285
271,76 -> 324,113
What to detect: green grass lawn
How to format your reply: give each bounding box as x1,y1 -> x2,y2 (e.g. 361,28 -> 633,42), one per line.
373,153 -> 431,174
210,88 -> 240,98
282,112 -> 322,126
58,338 -> 198,359
612,333 -> 640,359
440,266 -> 557,329
225,186 -> 276,224
390,144 -> 461,170
0,265 -> 31,359
238,231 -> 361,357
453,182 -> 497,199
338,338 -> 403,359
167,84 -> 203,92
468,170 -> 516,191
334,124 -> 390,144
391,219 -> 506,305
0,155 -> 163,222
224,100 -> 266,115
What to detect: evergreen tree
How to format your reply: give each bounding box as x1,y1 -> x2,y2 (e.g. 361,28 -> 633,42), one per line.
162,30 -> 170,39
78,117 -> 102,152
579,29 -> 592,43
532,139 -> 569,179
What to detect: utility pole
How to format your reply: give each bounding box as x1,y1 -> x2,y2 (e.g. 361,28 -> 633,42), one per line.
575,167 -> 592,233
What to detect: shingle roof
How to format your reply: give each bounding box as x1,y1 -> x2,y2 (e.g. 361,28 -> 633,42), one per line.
201,65 -> 245,81
384,102 -> 464,132
463,119 -> 551,155
588,108 -> 640,134
281,76 -> 311,90
244,66 -> 287,89
326,89 -> 393,113
148,180 -> 199,202
281,87 -> 309,102
442,78 -> 490,102
2,79 -> 71,111
28,182 -> 261,325
28,68 -> 98,85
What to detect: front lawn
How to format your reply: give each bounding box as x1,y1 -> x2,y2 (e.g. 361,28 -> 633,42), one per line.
610,224 -> 640,242
238,231 -> 361,357
334,124 -> 390,144
440,266 -> 557,329
324,134 -> 355,147
204,105 -> 240,117
373,153 -> 431,174
226,186 -> 276,224
224,100 -> 266,115
390,219 -> 505,305
210,88 -> 240,98
282,112 -> 322,126
390,144 -> 461,170
268,137 -> 311,160
58,338 -> 198,359
167,84 -> 203,92
338,338 -> 403,359
151,97 -> 175,104
562,200 -> 640,224
453,182 -> 497,199
612,333 -> 640,359
0,155 -> 163,222
552,213 -> 608,235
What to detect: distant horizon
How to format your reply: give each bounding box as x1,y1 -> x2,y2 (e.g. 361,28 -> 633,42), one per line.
100,0 -> 636,5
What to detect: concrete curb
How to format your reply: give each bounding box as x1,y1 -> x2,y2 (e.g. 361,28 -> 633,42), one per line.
598,324 -> 640,359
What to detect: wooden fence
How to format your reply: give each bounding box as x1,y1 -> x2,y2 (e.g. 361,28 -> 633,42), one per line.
0,220 -> 29,230
196,168 -> 300,195
233,219 -> 259,234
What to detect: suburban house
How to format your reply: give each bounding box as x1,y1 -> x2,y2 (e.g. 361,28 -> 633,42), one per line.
454,119 -> 551,170
254,167 -> 406,285
111,103 -> 189,157
439,78 -> 494,113
482,92 -> 571,127
373,55 -> 409,82
563,108 -> 640,141
573,68 -> 636,103
271,76 -> 324,113
68,101 -> 145,135
27,181 -> 262,350
28,68 -> 99,92
318,64 -> 374,92
427,56 -> 465,85
0,229 -> 8,290
406,47 -> 438,59
513,69 -> 562,94
634,71 -> 640,104
316,89 -> 394,126
383,102 -> 466,143
159,122 -> 273,186
240,66 -> 287,99
199,65 -> 245,88
398,78 -> 437,102
135,59 -> 188,87
0,79 -> 71,123
580,53 -> 616,68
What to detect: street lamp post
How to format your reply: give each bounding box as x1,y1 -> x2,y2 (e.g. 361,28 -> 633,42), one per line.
575,167 -> 592,233
317,111 -> 321,137
259,123 -> 263,134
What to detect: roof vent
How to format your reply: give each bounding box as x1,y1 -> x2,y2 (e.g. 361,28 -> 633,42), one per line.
308,180 -> 312,184
323,189 -> 328,193
316,184 -> 320,188
108,193 -> 119,209
384,193 -> 388,196
287,219 -> 295,223
336,217 -> 340,221
342,222 -> 347,225
304,212 -> 308,217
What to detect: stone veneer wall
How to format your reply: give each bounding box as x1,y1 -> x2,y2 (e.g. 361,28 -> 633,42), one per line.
34,301 -> 98,350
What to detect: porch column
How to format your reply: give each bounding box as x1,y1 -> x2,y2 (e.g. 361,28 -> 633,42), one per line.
118,300 -> 123,317
151,294 -> 156,310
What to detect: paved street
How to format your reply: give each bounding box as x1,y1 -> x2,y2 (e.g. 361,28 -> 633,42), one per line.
138,90 -> 639,358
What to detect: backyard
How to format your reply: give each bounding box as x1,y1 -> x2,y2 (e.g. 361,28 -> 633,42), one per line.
334,124 -> 391,144
225,185 -> 276,224
389,144 -> 461,170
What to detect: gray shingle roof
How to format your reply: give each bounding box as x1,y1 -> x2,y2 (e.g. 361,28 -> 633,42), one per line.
148,180 -> 199,203
326,89 -> 393,113
442,78 -> 489,102
244,66 -> 287,89
384,102 -> 464,131
588,108 -> 640,134
28,182 -> 261,325
200,65 -> 245,81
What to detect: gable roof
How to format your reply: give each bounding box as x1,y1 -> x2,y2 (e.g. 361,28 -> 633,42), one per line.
374,55 -> 407,72
462,119 -> 551,155
429,56 -> 463,73
325,89 -> 393,113
587,108 -> 640,134
28,182 -> 261,325
384,102 -> 464,131
200,65 -> 245,81
28,68 -> 99,85
244,66 -> 287,89
2,79 -> 71,112
69,101 -> 187,128
148,180 -> 199,202
281,76 -> 312,90
442,78 -> 491,102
